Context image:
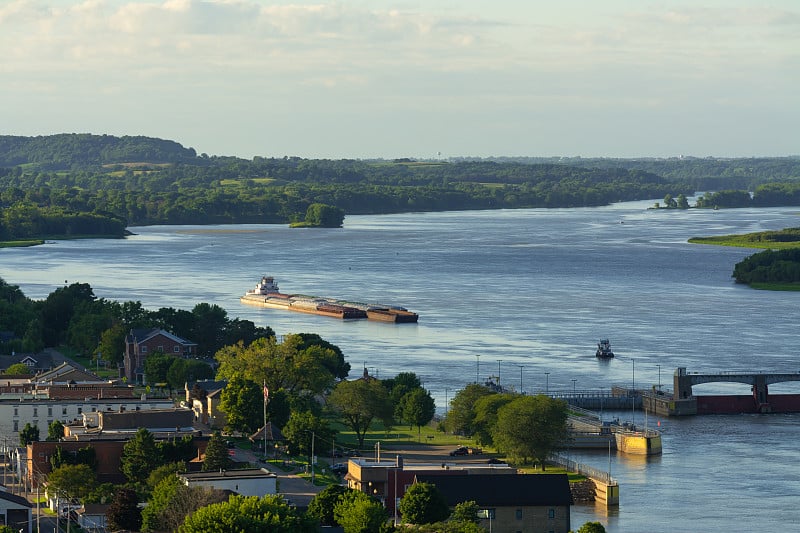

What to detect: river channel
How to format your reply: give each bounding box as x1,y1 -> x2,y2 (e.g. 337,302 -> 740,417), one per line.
2,200 -> 799,531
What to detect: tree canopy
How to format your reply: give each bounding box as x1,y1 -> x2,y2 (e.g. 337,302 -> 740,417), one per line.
177,495 -> 316,533
492,395 -> 569,468
328,377 -> 393,447
399,482 -> 450,525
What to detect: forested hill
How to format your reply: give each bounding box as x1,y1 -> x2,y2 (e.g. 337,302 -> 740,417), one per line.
0,133 -> 199,169
0,133 -> 796,231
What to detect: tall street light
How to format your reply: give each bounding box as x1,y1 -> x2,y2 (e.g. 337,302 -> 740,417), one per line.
514,364 -> 524,395
544,372 -> 550,394
475,355 -> 480,384
497,359 -> 502,388
657,364 -> 662,390
571,379 -> 577,394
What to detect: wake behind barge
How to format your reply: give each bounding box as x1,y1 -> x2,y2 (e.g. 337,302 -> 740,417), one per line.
240,276 -> 419,323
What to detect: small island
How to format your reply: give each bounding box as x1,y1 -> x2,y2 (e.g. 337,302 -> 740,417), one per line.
689,228 -> 800,290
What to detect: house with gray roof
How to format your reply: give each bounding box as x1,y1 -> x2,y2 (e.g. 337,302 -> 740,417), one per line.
414,473 -> 573,533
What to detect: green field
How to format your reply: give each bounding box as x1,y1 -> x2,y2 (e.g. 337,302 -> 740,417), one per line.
688,227 -> 800,249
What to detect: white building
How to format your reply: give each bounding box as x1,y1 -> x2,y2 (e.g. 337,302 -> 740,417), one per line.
179,468 -> 277,497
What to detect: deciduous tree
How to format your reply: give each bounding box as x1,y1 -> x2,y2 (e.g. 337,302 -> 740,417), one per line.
218,377 -> 262,434
492,395 -> 569,469
333,491 -> 388,533
106,487 -> 142,532
177,494 -> 316,533
399,482 -> 450,525
328,378 -> 392,447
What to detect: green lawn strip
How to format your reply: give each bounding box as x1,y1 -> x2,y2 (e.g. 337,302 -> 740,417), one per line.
688,228 -> 800,250
0,239 -> 44,248
749,282 -> 800,291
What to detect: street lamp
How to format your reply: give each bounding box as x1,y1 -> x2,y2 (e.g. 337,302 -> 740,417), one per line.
571,379 -> 577,394
544,372 -> 550,394
514,364 -> 524,395
475,355 -> 480,384
657,364 -> 662,390
497,359 -> 502,388
444,388 -> 449,417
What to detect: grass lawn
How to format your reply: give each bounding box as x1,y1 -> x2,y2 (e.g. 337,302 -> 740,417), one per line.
0,239 -> 44,248
688,228 -> 800,250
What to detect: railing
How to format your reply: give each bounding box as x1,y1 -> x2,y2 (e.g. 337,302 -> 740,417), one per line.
549,453 -> 616,485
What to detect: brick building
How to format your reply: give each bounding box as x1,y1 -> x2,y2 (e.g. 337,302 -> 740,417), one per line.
124,329 -> 197,384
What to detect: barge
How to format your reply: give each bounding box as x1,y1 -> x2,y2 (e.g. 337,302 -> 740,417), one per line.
240,276 -> 418,323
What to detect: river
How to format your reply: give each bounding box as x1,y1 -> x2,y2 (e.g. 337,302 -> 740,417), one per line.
2,200 -> 799,531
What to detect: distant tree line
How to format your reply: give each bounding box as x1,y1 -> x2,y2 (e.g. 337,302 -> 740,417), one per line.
0,134 -> 703,230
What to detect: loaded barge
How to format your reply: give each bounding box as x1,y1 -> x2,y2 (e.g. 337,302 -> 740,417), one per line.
240,276 -> 419,323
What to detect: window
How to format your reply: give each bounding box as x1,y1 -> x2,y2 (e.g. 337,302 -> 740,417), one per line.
548,508 -> 555,519
141,345 -> 148,353
174,346 -> 181,353
516,509 -> 523,520
13,421 -> 18,431
77,407 -> 82,414
13,407 -> 18,416
33,407 -> 38,417
62,407 -> 67,415
48,406 -> 53,417
157,345 -> 164,352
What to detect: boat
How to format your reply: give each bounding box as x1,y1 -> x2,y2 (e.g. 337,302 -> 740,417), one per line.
596,339 -> 615,358
240,276 -> 418,323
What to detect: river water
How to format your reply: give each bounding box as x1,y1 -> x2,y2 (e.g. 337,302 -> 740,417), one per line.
2,201 -> 799,531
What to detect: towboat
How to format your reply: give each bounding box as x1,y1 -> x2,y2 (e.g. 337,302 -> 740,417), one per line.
596,339 -> 615,358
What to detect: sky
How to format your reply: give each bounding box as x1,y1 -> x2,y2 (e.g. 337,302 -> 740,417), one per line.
1,0 -> 798,159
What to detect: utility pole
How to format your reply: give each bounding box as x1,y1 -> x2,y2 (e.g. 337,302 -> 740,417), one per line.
475,355 -> 480,384
311,430 -> 315,485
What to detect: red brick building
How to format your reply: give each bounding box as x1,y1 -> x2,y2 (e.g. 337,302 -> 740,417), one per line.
123,328 -> 197,384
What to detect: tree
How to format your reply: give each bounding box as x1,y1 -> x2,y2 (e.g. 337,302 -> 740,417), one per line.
106,487 -> 142,532
400,388 -> 436,439
676,194 -> 690,209
147,461 -> 187,490
445,384 -> 494,436
472,393 -> 515,446
218,377 -> 263,434
282,411 -> 335,457
202,432 -> 230,471
143,475 -> 227,533
304,203 -> 345,228
492,395 -> 569,469
47,464 -> 96,502
215,335 -> 339,396
576,522 -> 607,533
3,362 -> 31,375
333,491 -> 389,533
450,500 -> 480,524
144,351 -> 175,386
177,494 -> 316,533
399,482 -> 450,525
121,428 -> 162,482
294,333 -> 349,379
306,484 -> 349,526
19,422 -> 39,446
47,420 -> 65,441
167,358 -> 214,390
328,378 -> 393,447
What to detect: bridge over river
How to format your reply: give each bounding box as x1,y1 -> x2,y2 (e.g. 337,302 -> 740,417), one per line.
553,367 -> 800,416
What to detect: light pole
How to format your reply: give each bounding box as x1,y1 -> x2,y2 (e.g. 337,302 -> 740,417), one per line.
444,388 -> 449,417
475,355 -> 480,384
632,359 -> 636,423
497,359 -> 502,388
571,379 -> 577,394
657,364 -> 662,390
515,364 -> 524,394
544,372 -> 550,394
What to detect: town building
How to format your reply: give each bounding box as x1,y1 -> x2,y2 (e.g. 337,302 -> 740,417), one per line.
344,456 -> 515,520
124,328 -> 197,384
415,473 -> 573,533
0,489 -> 31,533
179,468 -> 277,497
185,379 -> 227,429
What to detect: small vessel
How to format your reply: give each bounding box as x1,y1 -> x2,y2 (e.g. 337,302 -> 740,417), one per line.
596,339 -> 615,358
240,276 -> 418,323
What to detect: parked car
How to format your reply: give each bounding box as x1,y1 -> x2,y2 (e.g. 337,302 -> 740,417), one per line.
449,446 -> 469,456
331,463 -> 348,474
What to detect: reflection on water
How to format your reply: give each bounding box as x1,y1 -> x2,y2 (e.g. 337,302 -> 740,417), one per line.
1,204 -> 800,532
